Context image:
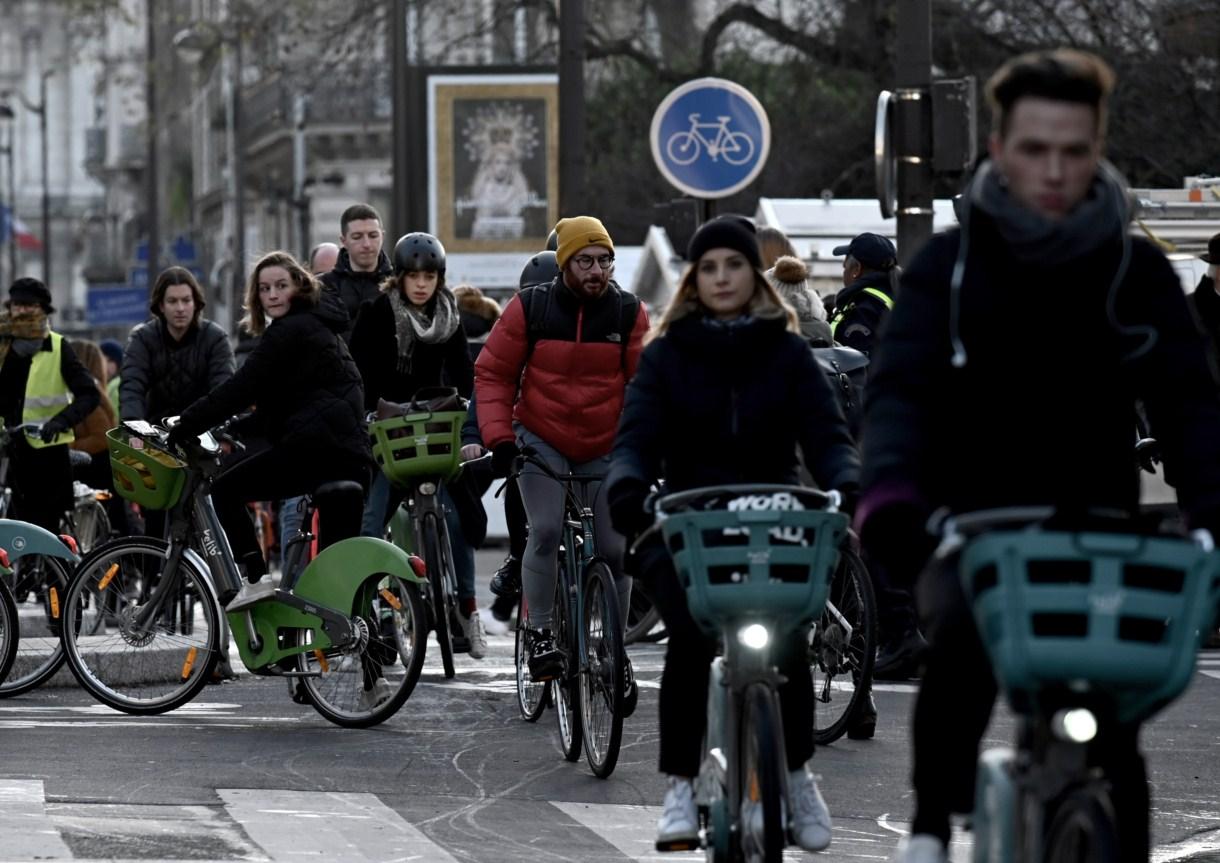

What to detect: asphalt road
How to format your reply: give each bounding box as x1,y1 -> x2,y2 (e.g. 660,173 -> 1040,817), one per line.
0,547 -> 1218,863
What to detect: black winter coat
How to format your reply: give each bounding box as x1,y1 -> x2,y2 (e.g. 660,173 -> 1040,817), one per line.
119,318 -> 234,421
863,217 -> 1220,520
0,334 -> 99,428
1190,275 -> 1220,349
176,290 -> 370,467
831,271 -> 894,356
349,292 -> 474,410
608,313 -> 860,498
320,248 -> 393,342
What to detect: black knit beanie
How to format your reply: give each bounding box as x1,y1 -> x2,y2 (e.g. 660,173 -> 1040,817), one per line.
686,215 -> 762,269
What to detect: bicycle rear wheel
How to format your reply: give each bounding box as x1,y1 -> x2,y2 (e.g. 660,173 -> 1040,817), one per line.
739,683 -> 785,863
579,559 -> 625,778
515,595 -> 550,721
0,553 -> 74,697
553,563 -> 582,762
60,537 -> 220,714
811,546 -> 876,744
0,579 -> 17,686
297,573 -> 426,728
65,498 -> 112,554
1042,788 -> 1121,863
624,579 -> 664,645
421,513 -> 455,679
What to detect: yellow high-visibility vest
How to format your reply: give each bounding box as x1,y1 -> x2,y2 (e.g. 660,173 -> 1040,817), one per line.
831,287 -> 894,336
23,332 -> 73,448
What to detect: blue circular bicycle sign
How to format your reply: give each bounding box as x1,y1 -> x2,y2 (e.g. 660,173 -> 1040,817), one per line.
650,77 -> 771,199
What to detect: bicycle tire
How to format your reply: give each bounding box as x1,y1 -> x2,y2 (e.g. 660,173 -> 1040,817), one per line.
666,130 -> 701,166
624,580 -> 663,645
73,499 -> 112,553
579,559 -> 625,778
739,682 -> 785,863
811,546 -> 877,745
297,573 -> 427,728
60,537 -> 221,714
553,559 -> 582,762
0,578 -> 17,687
421,512 -> 455,679
515,594 -> 550,721
0,553 -> 74,697
1042,787 -> 1121,863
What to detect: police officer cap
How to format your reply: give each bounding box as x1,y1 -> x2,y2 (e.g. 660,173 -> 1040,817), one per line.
832,233 -> 897,271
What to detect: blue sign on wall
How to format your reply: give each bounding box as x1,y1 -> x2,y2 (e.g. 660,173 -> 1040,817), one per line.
650,78 -> 771,199
87,284 -> 150,326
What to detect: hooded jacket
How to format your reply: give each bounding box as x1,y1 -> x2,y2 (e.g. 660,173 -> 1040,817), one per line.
119,317 -> 234,421
177,289 -> 370,466
319,247 -> 394,342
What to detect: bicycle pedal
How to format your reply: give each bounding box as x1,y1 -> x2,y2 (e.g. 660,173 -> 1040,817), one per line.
655,837 -> 700,853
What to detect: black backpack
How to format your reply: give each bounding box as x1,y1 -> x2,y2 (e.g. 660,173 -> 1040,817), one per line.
519,282 -> 641,369
812,345 -> 869,438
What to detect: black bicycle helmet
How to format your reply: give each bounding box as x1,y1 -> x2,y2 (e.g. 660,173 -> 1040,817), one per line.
519,251 -> 560,290
393,232 -> 446,276
545,228 -> 558,252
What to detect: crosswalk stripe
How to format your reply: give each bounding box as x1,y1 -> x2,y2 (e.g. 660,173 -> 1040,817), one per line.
0,779 -> 73,860
220,788 -> 461,862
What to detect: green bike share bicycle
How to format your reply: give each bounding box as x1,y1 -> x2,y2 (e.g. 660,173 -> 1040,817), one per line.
57,419 -> 428,727
940,507 -> 1220,863
637,483 -> 848,861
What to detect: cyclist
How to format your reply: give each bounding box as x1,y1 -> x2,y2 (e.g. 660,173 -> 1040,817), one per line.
606,215 -> 859,852
350,232 -> 487,659
168,251 -> 370,610
856,51 -> 1220,863
0,278 -> 99,536
476,217 -> 647,689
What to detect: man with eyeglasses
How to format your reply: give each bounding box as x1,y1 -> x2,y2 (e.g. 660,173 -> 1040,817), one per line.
476,216 -> 648,701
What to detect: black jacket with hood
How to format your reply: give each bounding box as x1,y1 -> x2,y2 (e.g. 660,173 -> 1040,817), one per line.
177,289 -> 370,466
319,248 -> 394,342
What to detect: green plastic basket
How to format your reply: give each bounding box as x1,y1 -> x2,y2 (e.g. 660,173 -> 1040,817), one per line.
106,427 -> 187,510
661,507 -> 848,639
369,410 -> 465,487
960,529 -> 1220,724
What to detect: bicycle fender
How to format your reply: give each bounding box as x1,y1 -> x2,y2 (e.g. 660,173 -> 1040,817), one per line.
293,537 -> 425,611
0,518 -> 80,563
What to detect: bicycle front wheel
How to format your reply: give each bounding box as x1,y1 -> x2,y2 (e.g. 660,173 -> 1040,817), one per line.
0,553 -> 74,697
421,513 -> 455,679
1042,788 -> 1121,863
297,573 -> 426,728
553,562 -> 582,762
739,683 -> 785,863
811,546 -> 876,745
515,595 -> 550,721
0,579 -> 17,687
579,559 -> 625,778
60,537 -> 221,714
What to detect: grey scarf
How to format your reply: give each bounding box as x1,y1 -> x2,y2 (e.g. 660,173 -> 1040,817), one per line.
387,285 -> 460,373
969,158 -> 1130,267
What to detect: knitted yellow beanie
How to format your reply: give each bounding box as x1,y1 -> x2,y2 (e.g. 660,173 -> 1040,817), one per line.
554,216 -> 614,269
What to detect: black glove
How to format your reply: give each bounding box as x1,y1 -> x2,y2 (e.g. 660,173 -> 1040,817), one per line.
38,415 -> 71,443
858,500 -> 935,587
490,441 -> 520,478
165,424 -> 193,452
608,479 -> 651,539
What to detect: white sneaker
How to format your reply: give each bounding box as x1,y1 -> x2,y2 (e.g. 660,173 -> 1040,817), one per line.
655,775 -> 699,850
480,607 -> 509,637
788,767 -> 832,851
460,609 -> 488,659
358,676 -> 394,711
891,833 -> 948,863
225,577 -> 277,611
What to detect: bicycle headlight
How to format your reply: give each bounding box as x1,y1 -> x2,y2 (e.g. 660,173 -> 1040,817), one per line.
1052,708 -> 1097,743
418,482 -> 437,496
737,623 -> 770,650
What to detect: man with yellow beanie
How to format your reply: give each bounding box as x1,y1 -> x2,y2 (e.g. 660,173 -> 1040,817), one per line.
476,216 -> 648,706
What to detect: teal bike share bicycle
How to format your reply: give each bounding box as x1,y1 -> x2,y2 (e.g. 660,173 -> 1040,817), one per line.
58,420 -> 428,727
0,519 -> 80,689
640,484 -> 848,862
940,507 -> 1220,863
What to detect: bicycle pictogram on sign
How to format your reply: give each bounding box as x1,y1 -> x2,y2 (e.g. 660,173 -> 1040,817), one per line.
665,114 -> 757,166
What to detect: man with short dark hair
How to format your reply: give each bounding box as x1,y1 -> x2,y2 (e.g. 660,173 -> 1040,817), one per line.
859,49 -> 1220,863
830,232 -> 898,355
319,204 -> 392,340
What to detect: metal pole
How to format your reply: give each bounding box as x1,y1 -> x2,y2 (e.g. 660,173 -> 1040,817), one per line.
558,0 -> 586,215
292,93 -> 308,258
146,0 -> 160,281
39,71 -> 49,284
5,129 -> 15,283
894,0 -> 934,266
232,35 -> 246,337
390,0 -> 409,238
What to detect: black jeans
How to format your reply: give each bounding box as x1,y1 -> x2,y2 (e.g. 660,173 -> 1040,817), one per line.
637,537 -> 815,777
910,553 -> 1149,859
211,446 -> 368,581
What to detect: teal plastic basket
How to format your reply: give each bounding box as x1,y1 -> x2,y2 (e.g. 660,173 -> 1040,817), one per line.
369,410 -> 465,487
959,529 -> 1220,724
660,507 -> 848,639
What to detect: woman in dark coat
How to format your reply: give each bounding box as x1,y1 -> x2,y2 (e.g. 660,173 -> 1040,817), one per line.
349,233 -> 486,659
606,216 -> 859,853
171,250 -> 370,598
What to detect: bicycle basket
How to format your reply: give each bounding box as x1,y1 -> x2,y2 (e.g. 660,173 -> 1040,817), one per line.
369,410 -> 465,486
959,529 -> 1220,724
660,505 -> 847,638
106,427 -> 187,510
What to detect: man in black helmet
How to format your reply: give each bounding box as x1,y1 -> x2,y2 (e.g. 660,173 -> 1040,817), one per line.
320,203 -> 392,342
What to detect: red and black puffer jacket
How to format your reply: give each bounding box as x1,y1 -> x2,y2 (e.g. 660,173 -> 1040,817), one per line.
475,278 -> 649,463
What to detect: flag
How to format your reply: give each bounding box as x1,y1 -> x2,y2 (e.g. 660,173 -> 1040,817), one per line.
0,205 -> 41,251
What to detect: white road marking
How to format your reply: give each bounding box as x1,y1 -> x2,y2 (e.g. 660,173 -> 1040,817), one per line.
0,779 -> 75,860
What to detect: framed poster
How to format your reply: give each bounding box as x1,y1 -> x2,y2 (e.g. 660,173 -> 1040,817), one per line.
428,73 -> 559,253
